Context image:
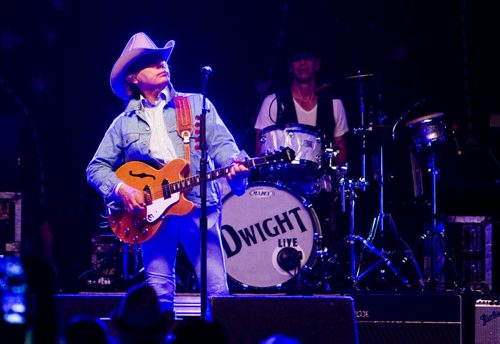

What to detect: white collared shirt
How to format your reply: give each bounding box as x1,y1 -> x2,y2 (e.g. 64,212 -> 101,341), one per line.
141,91 -> 178,164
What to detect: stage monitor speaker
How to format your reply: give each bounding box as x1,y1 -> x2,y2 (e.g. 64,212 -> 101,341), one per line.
210,295 -> 358,344
55,293 -> 124,325
348,292 -> 465,344
475,298 -> 500,344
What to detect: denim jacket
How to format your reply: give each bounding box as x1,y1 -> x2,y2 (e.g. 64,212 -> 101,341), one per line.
86,86 -> 248,207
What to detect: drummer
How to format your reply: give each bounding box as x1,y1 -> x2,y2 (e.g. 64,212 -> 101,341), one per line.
254,43 -> 350,251
254,44 -> 349,180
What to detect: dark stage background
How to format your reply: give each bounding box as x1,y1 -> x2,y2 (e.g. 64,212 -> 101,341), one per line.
0,0 -> 498,292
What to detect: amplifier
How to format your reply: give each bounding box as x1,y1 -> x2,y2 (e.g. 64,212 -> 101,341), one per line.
81,234 -> 142,291
446,216 -> 494,292
347,292 -> 464,344
85,235 -> 196,292
475,298 -> 500,344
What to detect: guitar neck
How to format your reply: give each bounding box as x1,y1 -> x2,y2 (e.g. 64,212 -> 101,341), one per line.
168,156 -> 269,194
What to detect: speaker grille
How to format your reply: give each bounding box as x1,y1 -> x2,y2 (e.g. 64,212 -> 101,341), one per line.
358,322 -> 461,344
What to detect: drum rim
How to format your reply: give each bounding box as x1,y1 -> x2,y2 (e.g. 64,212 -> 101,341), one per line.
222,180 -> 314,208
261,122 -> 322,135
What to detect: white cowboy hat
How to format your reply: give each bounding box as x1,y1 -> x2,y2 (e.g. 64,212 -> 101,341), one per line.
110,32 -> 175,99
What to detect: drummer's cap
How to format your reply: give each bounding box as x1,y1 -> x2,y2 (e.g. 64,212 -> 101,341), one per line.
288,48 -> 319,63
287,45 -> 320,64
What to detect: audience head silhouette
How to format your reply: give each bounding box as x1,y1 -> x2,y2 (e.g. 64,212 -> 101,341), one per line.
63,314 -> 111,344
170,318 -> 227,343
261,333 -> 302,344
111,283 -> 172,344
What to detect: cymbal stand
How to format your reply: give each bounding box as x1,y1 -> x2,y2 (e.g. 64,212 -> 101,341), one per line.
364,144 -> 424,288
337,169 -> 409,289
353,69 -> 367,192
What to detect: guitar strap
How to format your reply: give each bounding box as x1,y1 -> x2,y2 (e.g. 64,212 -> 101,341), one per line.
174,96 -> 193,167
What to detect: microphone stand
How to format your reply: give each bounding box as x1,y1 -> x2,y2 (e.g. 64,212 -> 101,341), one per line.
199,66 -> 211,320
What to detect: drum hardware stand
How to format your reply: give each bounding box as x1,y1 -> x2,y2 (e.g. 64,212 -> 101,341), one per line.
309,154 -> 344,293
347,69 -> 376,192
322,144 -> 340,172
414,147 -> 458,290
336,167 -> 410,290
363,143 -> 424,289
354,124 -> 368,193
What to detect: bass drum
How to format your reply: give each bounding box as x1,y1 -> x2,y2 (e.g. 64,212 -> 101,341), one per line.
220,182 -> 322,289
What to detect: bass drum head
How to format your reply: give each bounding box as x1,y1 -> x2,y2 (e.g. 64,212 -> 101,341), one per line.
221,182 -> 321,289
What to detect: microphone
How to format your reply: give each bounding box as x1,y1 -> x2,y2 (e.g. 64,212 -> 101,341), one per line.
201,66 -> 212,76
277,247 -> 302,271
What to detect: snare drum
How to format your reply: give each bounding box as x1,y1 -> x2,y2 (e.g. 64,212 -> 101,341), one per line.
221,182 -> 322,288
259,124 -> 324,182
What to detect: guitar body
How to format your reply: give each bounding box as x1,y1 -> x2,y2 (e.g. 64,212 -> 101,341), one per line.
106,147 -> 295,244
108,159 -> 195,244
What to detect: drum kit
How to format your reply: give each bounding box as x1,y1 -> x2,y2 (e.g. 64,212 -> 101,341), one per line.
220,121 -> 335,292
220,72 -> 456,293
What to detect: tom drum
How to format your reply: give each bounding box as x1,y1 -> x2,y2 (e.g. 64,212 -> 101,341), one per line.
405,112 -> 447,150
259,124 -> 324,182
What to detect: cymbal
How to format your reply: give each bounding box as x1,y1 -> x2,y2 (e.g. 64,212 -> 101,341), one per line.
345,73 -> 374,80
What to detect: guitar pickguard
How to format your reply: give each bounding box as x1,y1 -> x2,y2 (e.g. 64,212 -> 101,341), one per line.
146,194 -> 180,223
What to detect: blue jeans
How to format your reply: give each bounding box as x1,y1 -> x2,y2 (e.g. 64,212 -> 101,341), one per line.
141,206 -> 229,317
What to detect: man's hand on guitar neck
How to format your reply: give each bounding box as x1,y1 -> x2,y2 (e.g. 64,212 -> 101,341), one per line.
117,183 -> 146,214
226,159 -> 250,196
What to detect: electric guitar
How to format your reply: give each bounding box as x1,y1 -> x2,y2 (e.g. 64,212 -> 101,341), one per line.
107,147 -> 295,244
